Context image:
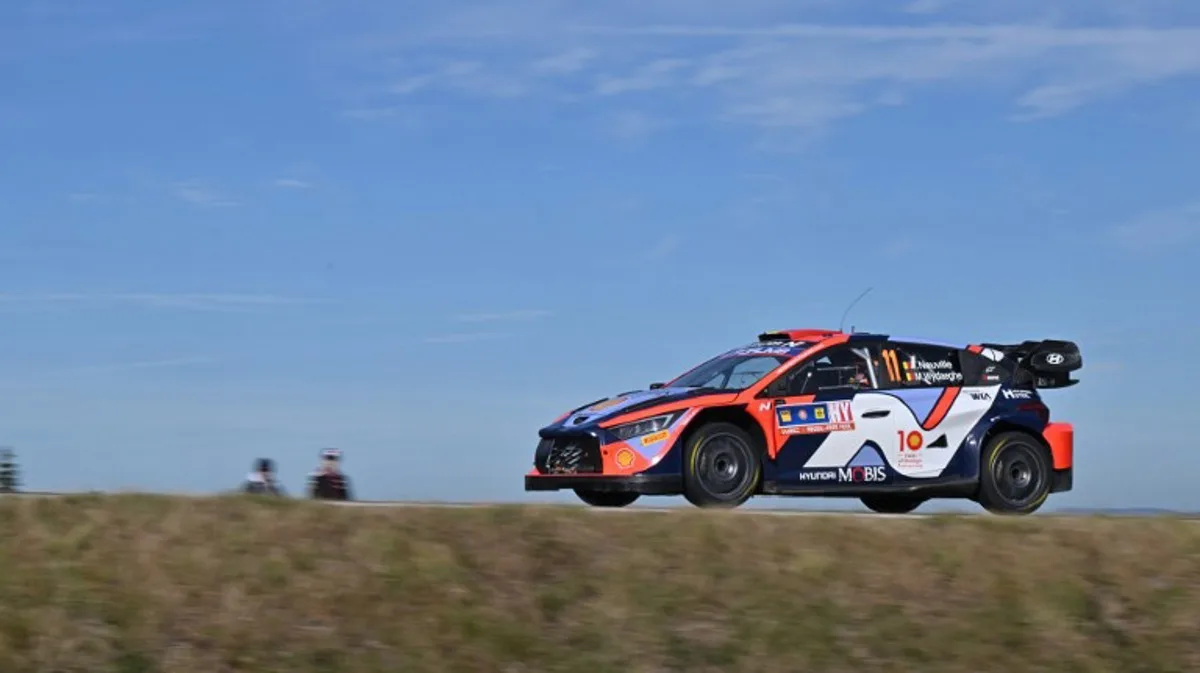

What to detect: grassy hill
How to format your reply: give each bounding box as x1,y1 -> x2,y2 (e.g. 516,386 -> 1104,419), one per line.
1,494 -> 1198,672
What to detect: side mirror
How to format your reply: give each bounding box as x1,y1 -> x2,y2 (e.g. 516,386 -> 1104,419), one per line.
649,382 -> 665,389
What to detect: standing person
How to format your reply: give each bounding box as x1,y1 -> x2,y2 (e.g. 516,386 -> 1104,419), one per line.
308,448 -> 352,500
243,458 -> 286,496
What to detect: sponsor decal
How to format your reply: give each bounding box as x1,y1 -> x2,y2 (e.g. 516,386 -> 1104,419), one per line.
838,465 -> 887,483
905,357 -> 964,385
980,348 -> 1005,362
776,401 -> 855,435
615,448 -> 635,468
968,391 -> 992,401
881,348 -> 905,382
898,429 -> 924,469
881,349 -> 964,385
796,466 -> 889,483
588,396 -> 628,412
640,430 -> 669,446
1001,389 -> 1033,400
727,342 -> 809,357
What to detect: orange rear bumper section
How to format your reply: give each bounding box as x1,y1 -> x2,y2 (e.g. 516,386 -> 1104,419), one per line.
1043,422 -> 1073,470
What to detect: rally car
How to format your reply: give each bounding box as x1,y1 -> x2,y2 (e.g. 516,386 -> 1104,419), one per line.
524,328 -> 1081,515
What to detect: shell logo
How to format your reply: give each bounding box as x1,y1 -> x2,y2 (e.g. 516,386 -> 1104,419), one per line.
904,430 -> 924,451
615,448 -> 635,469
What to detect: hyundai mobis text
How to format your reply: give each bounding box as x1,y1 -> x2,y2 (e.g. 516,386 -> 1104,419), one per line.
525,328 -> 1082,514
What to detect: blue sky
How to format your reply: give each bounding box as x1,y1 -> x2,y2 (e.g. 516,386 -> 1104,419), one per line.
1,0 -> 1198,510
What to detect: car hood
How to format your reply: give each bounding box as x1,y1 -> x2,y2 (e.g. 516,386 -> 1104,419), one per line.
552,386 -> 735,429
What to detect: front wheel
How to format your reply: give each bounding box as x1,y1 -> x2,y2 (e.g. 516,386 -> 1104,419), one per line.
681,422 -> 762,508
976,431 -> 1052,515
860,494 -> 926,514
573,489 -> 639,508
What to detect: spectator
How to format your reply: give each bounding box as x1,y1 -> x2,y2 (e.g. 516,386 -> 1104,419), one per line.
243,458 -> 286,496
308,448 -> 352,500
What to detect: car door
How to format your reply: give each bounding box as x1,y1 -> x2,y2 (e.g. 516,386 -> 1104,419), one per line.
869,341 -> 995,479
757,344 -> 894,483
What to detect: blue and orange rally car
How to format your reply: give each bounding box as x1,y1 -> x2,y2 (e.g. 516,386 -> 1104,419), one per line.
525,328 -> 1082,515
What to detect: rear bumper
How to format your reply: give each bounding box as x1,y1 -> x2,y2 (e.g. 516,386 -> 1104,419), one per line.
524,473 -> 681,495
1043,421 -> 1073,493
1050,466 -> 1073,493
1043,422 -> 1073,469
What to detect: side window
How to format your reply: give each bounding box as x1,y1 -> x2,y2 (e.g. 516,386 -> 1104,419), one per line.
960,351 -> 1013,386
781,345 -> 878,396
878,342 -> 964,388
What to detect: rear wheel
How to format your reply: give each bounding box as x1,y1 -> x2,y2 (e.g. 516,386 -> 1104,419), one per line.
573,489 -> 639,508
681,422 -> 762,508
976,431 -> 1052,515
860,494 -> 926,514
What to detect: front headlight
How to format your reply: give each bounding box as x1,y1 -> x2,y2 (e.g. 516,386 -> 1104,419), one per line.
610,412 -> 681,441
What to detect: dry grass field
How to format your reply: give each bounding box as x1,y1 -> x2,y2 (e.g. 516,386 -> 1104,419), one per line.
1,494 -> 1198,672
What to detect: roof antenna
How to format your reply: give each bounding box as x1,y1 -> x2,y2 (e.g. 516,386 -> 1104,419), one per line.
839,286 -> 873,333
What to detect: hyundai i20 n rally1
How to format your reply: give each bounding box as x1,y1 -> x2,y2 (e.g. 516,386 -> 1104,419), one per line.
524,329 -> 1081,515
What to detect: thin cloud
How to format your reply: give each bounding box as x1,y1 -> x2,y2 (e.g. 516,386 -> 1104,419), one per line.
340,106 -> 423,128
0,292 -> 323,312
452,309 -> 553,322
68,356 -> 219,374
607,110 -> 666,141
171,179 -> 239,207
1109,202 -> 1200,252
881,239 -> 919,257
273,178 -> 314,189
309,3 -> 1200,141
643,234 -> 682,261
5,6 -> 219,59
531,48 -> 597,75
422,331 -> 510,344
343,106 -> 402,119
904,0 -> 959,14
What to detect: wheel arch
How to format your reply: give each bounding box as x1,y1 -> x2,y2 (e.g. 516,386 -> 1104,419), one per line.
678,405 -> 768,493
974,422 -> 1056,514
978,419 -> 1053,467
681,405 -> 768,451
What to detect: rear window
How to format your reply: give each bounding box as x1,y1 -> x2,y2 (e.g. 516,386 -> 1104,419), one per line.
878,343 -> 965,388
960,350 -> 1014,386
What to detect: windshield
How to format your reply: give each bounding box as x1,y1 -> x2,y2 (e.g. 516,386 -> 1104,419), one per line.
670,353 -> 792,390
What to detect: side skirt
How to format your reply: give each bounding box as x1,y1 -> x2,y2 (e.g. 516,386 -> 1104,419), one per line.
761,477 -> 978,498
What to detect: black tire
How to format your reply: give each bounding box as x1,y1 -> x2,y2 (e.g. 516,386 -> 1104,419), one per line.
976,430 -> 1052,515
573,489 -> 640,508
681,422 -> 762,508
860,494 -> 926,514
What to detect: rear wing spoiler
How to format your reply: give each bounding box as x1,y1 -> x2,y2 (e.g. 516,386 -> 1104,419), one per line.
978,339 -> 1082,389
